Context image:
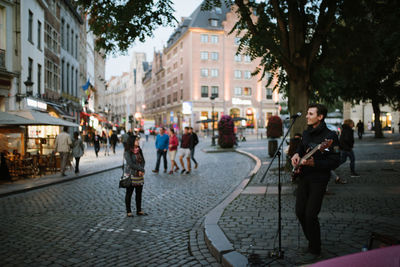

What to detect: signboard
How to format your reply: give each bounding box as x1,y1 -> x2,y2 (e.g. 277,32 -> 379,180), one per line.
27,98 -> 47,110
182,101 -> 193,115
232,98 -> 252,105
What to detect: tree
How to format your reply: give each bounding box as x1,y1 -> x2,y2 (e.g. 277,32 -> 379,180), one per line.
75,0 -> 176,54
313,0 -> 400,138
203,0 -> 341,134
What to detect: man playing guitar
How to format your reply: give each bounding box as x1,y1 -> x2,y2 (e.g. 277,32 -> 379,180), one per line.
291,103 -> 340,264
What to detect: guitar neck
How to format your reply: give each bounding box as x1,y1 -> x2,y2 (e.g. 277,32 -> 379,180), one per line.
301,145 -> 320,161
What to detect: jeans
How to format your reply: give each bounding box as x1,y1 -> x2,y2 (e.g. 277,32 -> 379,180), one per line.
94,144 -> 100,157
125,185 -> 143,213
155,149 -> 168,171
340,150 -> 355,172
74,157 -> 80,173
190,148 -> 198,165
295,177 -> 328,254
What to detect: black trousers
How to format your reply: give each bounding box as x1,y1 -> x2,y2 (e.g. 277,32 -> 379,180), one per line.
295,177 -> 328,254
190,148 -> 198,165
155,149 -> 167,171
125,185 -> 143,213
74,157 -> 80,172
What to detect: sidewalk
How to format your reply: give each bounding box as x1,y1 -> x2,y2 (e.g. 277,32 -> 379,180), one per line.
0,144 -> 126,197
205,133 -> 400,266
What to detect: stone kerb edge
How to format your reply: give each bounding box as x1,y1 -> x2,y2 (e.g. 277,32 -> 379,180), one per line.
203,149 -> 261,267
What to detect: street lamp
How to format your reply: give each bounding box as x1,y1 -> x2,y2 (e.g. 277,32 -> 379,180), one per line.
210,95 -> 216,146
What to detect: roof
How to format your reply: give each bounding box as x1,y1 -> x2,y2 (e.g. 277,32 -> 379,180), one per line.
0,111 -> 36,126
165,1 -> 231,49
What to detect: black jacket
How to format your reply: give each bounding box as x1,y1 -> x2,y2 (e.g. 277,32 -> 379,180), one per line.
339,124 -> 354,151
189,133 -> 199,149
296,121 -> 340,182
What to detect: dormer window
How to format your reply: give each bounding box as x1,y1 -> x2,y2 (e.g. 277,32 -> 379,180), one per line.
209,19 -> 218,27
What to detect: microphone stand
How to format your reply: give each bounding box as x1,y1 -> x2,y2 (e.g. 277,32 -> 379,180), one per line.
261,115 -> 300,264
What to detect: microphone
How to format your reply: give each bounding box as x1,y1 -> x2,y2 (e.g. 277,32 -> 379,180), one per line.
291,112 -> 302,119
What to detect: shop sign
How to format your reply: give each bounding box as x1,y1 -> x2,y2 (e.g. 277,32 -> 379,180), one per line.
27,98 -> 47,110
182,102 -> 192,115
232,98 -> 252,105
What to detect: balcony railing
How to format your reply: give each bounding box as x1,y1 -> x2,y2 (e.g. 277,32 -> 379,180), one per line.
0,49 -> 5,69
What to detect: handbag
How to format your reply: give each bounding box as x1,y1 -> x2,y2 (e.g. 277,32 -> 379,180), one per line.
119,158 -> 131,188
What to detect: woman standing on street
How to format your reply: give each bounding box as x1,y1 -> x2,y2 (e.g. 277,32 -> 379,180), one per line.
72,132 -> 85,174
168,128 -> 179,174
124,135 -> 147,217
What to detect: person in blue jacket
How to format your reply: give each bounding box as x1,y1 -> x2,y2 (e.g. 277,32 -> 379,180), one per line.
152,127 -> 169,173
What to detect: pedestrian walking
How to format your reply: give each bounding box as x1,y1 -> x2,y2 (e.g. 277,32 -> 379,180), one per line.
0,151 -> 11,181
152,127 -> 169,173
291,104 -> 340,264
55,126 -> 72,176
179,127 -> 192,174
189,127 -> 199,169
93,131 -> 101,158
72,132 -> 84,174
124,135 -> 147,217
110,131 -> 118,154
339,119 -> 360,177
145,128 -> 150,142
168,128 -> 179,174
102,131 -> 110,156
356,120 -> 364,139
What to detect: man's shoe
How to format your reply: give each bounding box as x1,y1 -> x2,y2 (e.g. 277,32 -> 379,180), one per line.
195,163 -> 198,169
335,177 -> 347,184
152,170 -> 159,173
181,169 -> 186,174
350,172 -> 360,177
186,170 -> 191,174
297,252 -> 322,265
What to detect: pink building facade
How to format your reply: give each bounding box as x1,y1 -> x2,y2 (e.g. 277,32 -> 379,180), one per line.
143,4 -> 279,132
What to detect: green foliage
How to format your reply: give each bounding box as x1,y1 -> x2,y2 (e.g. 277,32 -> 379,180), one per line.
75,0 -> 176,54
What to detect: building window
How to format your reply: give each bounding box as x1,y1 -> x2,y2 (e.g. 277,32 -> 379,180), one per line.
234,70 -> 242,79
243,87 -> 252,96
215,7 -> 222,14
180,73 -> 183,81
75,34 -> 78,58
180,57 -> 183,65
211,52 -> 219,61
167,95 -> 171,104
211,86 -> 219,97
244,71 -> 251,79
54,64 -> 59,91
234,87 -> 242,96
244,55 -> 251,62
211,35 -> 219,43
201,34 -> 208,43
181,89 -> 183,100
75,70 -> 78,96
211,69 -> 219,77
45,23 -> 59,54
210,19 -> 218,27
173,92 -> 178,102
71,30 -> 74,55
201,86 -> 209,97
266,88 -> 273,99
234,54 -> 241,62
61,19 -> 64,48
200,51 -> 208,60
66,63 -> 69,94
28,10 -> 33,43
201,68 -> 208,77
234,37 -> 240,45
37,21 -> 42,50
66,24 -> 69,51
28,58 -> 33,81
161,97 -> 165,106
37,64 -> 41,94
61,59 -> 64,92
71,66 -> 74,96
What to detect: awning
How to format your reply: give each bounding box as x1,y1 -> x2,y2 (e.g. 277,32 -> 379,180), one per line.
0,111 -> 36,126
46,102 -> 76,120
8,109 -> 79,127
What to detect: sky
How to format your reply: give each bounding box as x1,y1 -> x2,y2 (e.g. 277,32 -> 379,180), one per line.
105,0 -> 203,80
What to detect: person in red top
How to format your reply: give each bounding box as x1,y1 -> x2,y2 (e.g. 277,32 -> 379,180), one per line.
168,128 -> 179,174
179,127 -> 192,174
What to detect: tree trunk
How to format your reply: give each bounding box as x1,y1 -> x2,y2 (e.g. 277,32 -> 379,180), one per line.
288,79 -> 309,137
371,99 -> 384,138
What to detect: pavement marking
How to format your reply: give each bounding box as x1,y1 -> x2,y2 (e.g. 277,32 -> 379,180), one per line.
262,161 -> 271,165
241,186 -> 267,195
357,159 -> 400,164
132,229 -> 148,234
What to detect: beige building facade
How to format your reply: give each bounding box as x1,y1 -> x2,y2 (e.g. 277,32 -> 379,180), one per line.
143,4 -> 279,132
344,101 -> 400,132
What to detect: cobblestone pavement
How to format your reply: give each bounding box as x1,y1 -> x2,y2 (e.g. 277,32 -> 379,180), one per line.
219,133 -> 400,266
0,137 -> 254,266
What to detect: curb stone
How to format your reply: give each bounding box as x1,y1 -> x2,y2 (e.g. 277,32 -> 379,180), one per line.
203,148 -> 262,267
